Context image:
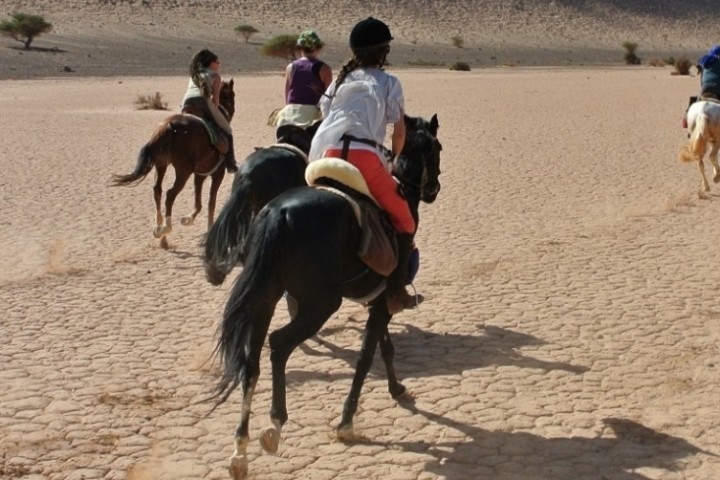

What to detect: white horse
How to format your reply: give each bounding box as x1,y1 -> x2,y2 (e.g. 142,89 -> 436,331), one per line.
679,100 -> 720,197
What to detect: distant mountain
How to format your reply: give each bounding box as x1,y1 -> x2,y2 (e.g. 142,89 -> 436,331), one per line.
0,0 -> 715,78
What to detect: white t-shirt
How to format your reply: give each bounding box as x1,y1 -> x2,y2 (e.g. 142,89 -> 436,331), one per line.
308,67 -> 404,162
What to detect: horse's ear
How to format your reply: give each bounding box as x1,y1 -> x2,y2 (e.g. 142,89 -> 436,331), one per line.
430,114 -> 439,134
404,114 -> 417,129
229,78 -> 234,89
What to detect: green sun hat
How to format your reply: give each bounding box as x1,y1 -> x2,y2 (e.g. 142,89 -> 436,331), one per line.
297,30 -> 325,50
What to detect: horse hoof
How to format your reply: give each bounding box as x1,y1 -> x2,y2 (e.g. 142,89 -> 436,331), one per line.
228,454 -> 248,480
159,237 -> 170,250
391,384 -> 416,402
336,423 -> 367,443
259,426 -> 280,454
181,216 -> 194,226
153,225 -> 172,238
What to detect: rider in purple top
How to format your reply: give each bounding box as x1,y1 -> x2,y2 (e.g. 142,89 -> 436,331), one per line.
276,31 -> 333,127
286,56 -> 328,105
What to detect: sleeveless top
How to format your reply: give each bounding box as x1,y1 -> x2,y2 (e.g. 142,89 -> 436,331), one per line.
286,57 -> 327,106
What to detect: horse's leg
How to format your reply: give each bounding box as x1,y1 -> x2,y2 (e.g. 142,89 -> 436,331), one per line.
152,164 -> 167,237
261,297 -> 341,454
378,325 -> 412,400
709,143 -> 720,184
698,157 -> 710,196
181,174 -> 204,226
224,255 -> 283,479
337,300 -> 390,441
207,169 -> 225,230
156,170 -> 191,242
228,375 -> 258,480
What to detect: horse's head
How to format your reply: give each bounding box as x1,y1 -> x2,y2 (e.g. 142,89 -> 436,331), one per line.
394,113 -> 442,204
276,124 -> 313,154
219,79 -> 236,122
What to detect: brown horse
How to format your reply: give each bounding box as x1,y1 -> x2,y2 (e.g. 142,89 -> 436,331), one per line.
112,80 -> 236,248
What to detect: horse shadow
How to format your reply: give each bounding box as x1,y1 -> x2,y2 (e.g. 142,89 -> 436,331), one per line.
291,323 -> 588,385
390,406 -> 713,480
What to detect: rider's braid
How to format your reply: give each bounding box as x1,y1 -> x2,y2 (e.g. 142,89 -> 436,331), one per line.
330,45 -> 390,95
333,57 -> 361,91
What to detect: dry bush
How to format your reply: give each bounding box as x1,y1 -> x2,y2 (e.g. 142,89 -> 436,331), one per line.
673,56 -> 693,76
449,61 -> 471,71
451,35 -> 464,48
647,58 -> 666,67
622,41 -> 641,65
134,92 -> 168,110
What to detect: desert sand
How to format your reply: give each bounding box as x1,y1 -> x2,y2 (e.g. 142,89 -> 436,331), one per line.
2,1 -> 720,480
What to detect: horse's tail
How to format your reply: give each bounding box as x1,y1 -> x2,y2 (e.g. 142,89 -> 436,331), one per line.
212,207 -> 286,406
111,143 -> 156,186
203,174 -> 257,284
679,111 -> 709,163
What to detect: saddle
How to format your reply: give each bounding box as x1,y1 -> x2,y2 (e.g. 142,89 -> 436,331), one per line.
306,158 -> 398,276
182,111 -> 229,155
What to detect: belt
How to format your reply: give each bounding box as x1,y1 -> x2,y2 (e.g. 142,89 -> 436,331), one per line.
339,134 -> 391,161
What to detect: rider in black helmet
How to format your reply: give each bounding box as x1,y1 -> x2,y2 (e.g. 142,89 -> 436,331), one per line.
309,17 -> 422,314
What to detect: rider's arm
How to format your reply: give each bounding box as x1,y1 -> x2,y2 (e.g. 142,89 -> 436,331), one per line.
210,73 -> 221,107
284,63 -> 293,104
319,63 -> 333,92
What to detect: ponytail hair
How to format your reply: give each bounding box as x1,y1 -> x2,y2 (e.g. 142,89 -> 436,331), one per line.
189,48 -> 218,95
331,44 -> 390,92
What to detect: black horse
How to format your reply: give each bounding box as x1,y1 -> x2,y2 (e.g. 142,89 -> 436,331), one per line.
204,115 -> 435,283
203,123 -> 318,274
207,115 -> 441,479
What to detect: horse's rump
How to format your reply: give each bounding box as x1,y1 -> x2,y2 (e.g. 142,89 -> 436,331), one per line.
158,113 -> 228,154
255,187 -> 384,301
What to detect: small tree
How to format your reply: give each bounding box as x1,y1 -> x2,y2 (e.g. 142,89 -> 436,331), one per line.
622,41 -> 641,65
234,24 -> 259,43
450,35 -> 464,48
261,34 -> 299,61
0,12 -> 52,49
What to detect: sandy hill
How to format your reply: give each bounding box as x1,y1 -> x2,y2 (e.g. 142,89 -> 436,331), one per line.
0,0 -> 717,78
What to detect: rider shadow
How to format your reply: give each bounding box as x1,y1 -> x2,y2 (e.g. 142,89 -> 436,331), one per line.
391,406 -> 712,480
291,323 -> 588,385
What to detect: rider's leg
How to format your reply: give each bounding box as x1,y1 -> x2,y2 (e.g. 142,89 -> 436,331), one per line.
325,148 -> 421,313
225,133 -> 238,173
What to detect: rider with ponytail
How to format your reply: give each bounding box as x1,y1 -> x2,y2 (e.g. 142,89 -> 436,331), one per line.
181,48 -> 238,173
308,17 -> 421,314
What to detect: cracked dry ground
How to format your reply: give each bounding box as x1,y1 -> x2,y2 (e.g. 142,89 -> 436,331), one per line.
1,69 -> 719,479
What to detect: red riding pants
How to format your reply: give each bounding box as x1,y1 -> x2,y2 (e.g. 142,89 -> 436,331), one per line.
324,148 -> 416,234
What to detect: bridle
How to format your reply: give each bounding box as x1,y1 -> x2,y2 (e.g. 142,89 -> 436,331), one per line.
393,132 -> 441,200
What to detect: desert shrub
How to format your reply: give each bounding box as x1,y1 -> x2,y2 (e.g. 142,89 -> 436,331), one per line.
664,56 -> 676,65
451,35 -> 464,48
674,56 -> 693,76
622,41 -> 641,65
234,24 -> 259,43
135,92 -> 168,110
647,58 -> 665,67
449,62 -> 471,71
0,12 -> 52,49
261,34 -> 298,61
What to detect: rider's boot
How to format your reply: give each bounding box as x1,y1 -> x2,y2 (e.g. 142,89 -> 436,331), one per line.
225,133 -> 239,173
385,233 -> 424,314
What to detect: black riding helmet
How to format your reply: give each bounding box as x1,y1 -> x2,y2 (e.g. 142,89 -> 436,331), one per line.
349,17 -> 394,50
